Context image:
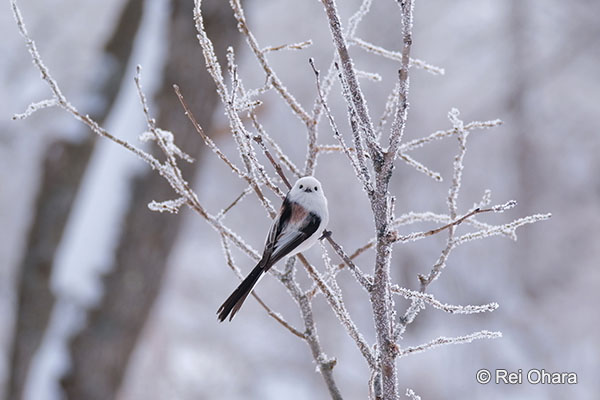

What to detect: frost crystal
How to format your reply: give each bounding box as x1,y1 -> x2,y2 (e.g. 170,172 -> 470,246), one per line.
148,197 -> 187,214
405,388 -> 422,400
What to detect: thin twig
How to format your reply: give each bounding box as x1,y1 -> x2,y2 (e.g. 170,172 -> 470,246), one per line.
229,0 -> 314,127
398,330 -> 502,358
391,286 -> 499,315
262,39 -> 312,53
322,0 -> 382,166
296,254 -> 377,369
309,58 -> 373,194
321,231 -> 372,291
253,136 -> 292,190
279,259 -> 343,400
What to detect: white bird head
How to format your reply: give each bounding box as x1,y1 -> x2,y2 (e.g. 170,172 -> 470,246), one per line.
288,176 -> 328,216
291,176 -> 323,195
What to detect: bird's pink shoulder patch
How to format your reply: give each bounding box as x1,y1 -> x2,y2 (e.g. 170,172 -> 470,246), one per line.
289,202 -> 308,224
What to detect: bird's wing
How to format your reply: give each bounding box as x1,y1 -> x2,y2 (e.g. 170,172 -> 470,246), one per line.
268,201 -> 321,266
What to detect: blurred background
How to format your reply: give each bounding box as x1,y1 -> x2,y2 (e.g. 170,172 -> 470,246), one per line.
1,0 -> 598,399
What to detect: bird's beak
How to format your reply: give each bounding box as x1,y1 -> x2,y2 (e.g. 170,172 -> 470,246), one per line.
304,188 -> 312,193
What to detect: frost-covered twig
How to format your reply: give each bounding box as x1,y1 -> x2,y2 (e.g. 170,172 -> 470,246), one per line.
296,254 -> 377,369
147,197 -> 187,214
173,85 -> 245,178
355,70 -> 382,82
399,330 -> 502,358
175,82 -> 276,219
351,37 -> 444,75
249,113 -> 302,180
10,0 -> 161,171
278,259 -> 343,400
398,152 -> 442,182
252,135 -> 292,191
391,286 -> 499,315
310,59 -> 373,194
399,119 -> 503,153
228,0 -> 313,127
383,0 -> 414,177
217,187 -> 254,220
340,201 -> 522,271
456,213 -> 552,244
321,231 -> 373,291
12,98 -> 58,120
262,39 -> 312,54
447,108 -> 468,219
322,0 -> 382,168
309,0 -> 374,164
405,388 -> 422,400
415,109 -> 470,294
394,202 -> 516,244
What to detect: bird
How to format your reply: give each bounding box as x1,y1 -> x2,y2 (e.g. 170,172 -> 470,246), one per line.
217,176 -> 329,322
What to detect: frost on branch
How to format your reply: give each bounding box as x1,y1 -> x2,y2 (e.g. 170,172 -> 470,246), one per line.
140,129 -> 194,163
391,286 -> 499,315
147,197 -> 187,214
405,388 -> 422,400
399,330 -> 502,358
261,39 -> 312,53
12,98 -> 58,120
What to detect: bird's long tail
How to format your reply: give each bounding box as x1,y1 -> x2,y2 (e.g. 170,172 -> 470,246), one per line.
217,259 -> 268,322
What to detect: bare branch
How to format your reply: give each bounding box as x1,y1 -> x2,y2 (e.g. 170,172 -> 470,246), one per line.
228,0 -> 314,127
12,98 -> 58,120
253,135 -> 292,190
351,37 -> 444,75
405,388 -> 422,400
297,254 -> 377,369
391,286 -> 499,315
216,187 -> 254,220
322,231 -> 373,292
456,213 -> 552,244
310,58 -> 374,194
321,0 -> 383,166
400,119 -> 503,153
398,152 -> 442,182
248,113 -> 302,179
173,84 -> 245,176
278,259 -> 344,400
10,0 -> 161,170
147,197 -> 187,214
393,204 -> 514,244
262,39 -> 312,53
383,0 -> 415,178
399,330 -> 502,358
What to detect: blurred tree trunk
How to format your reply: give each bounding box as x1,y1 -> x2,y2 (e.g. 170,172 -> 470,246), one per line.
60,1 -> 237,399
508,0 -> 535,215
7,1 -> 144,399
508,0 -> 537,284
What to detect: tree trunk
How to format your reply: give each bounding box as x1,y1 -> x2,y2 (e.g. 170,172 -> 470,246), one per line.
60,1 -> 238,399
7,1 -> 144,399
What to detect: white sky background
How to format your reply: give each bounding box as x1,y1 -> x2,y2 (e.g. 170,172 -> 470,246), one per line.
2,0 -> 599,399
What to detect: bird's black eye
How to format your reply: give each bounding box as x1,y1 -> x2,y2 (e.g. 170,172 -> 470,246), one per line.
314,186 -> 318,191
299,184 -> 303,189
